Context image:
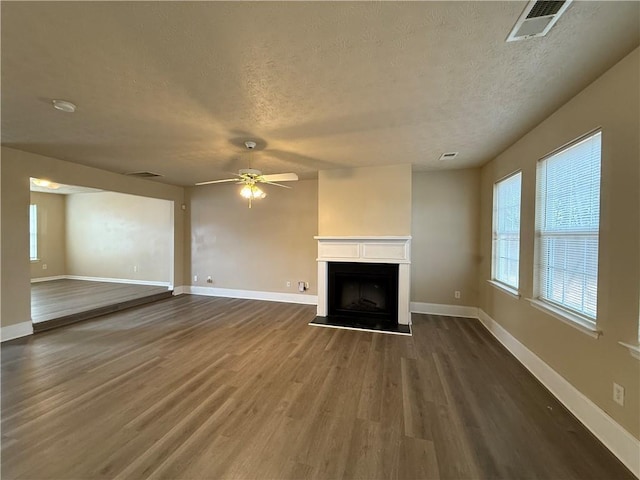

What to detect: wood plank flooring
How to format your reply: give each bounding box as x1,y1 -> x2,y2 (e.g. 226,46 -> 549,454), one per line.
31,279 -> 171,324
1,295 -> 633,479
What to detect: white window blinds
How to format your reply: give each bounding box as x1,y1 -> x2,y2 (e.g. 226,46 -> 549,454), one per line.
536,131 -> 601,322
29,204 -> 38,260
493,172 -> 522,290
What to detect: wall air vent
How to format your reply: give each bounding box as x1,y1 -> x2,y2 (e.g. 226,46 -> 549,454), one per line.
439,152 -> 459,161
506,0 -> 572,42
124,171 -> 164,178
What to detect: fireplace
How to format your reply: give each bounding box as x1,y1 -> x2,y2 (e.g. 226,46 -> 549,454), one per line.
313,236 -> 411,335
328,262 -> 398,324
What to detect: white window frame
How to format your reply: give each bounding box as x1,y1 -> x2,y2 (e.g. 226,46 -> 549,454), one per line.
532,129 -> 602,334
491,171 -> 522,296
29,204 -> 38,261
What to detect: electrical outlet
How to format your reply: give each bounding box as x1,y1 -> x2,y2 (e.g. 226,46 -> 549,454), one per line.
206,276 -> 213,284
613,383 -> 625,406
133,265 -> 138,273
42,263 -> 47,270
298,281 -> 306,292
194,275 -> 198,282
286,281 -> 291,287
454,291 -> 461,299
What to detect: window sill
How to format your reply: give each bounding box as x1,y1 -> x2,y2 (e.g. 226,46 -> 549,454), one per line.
527,298 -> 601,339
618,342 -> 640,361
487,280 -> 521,299
30,258 -> 40,263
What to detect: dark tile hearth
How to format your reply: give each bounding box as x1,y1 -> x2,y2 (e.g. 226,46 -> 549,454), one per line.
310,315 -> 411,335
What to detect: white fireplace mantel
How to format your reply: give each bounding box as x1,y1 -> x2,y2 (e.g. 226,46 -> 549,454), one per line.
315,236 -> 411,325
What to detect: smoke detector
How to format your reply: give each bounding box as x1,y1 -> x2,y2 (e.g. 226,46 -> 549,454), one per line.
507,0 -> 572,42
52,99 -> 77,113
245,141 -> 257,150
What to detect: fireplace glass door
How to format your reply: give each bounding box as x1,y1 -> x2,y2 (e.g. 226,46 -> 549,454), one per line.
328,262 -> 399,324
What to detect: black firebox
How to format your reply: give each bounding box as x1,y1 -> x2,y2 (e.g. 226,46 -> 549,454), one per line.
327,262 -> 399,325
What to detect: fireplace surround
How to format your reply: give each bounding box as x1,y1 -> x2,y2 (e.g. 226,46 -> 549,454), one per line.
314,236 -> 411,333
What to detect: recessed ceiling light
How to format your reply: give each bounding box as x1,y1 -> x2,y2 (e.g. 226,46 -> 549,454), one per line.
52,99 -> 77,113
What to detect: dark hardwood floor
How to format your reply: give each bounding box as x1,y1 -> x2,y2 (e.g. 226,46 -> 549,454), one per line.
1,295 -> 632,479
31,279 -> 172,329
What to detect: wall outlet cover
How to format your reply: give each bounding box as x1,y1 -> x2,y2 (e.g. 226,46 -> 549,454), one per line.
613,383 -> 625,406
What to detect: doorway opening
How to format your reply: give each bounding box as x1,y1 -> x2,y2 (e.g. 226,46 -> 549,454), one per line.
29,178 -> 174,331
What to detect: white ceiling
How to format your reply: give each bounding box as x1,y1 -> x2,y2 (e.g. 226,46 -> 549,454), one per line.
2,2 -> 639,186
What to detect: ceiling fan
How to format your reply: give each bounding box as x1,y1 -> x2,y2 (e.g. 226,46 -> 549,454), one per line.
196,141 -> 299,208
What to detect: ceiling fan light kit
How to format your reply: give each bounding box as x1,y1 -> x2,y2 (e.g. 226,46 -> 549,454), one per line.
196,140 -> 299,208
240,184 -> 266,208
240,184 -> 266,199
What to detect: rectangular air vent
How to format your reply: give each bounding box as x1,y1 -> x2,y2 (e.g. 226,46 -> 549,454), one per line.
527,1 -> 565,18
124,171 -> 163,178
507,0 -> 572,42
439,152 -> 459,161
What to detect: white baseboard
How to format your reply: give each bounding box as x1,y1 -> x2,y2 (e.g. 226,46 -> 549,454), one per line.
65,275 -> 171,288
32,275 -> 171,288
172,286 -> 187,295
478,309 -> 640,478
410,301 -> 479,319
186,286 -> 318,305
31,275 -> 66,283
1,321 -> 33,342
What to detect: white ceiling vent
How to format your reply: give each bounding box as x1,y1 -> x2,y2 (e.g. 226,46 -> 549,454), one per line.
507,0 -> 572,42
124,171 -> 164,178
439,152 -> 459,161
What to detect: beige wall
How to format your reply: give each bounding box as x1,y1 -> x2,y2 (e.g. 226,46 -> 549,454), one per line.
30,191 -> 66,279
186,179 -> 318,295
66,192 -> 172,283
478,48 -> 640,438
412,169 -> 480,306
0,155 -> 4,326
318,164 -> 412,236
0,147 -> 184,328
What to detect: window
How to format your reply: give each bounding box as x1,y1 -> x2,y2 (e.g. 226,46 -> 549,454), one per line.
492,172 -> 522,291
535,130 -> 601,324
29,204 -> 38,260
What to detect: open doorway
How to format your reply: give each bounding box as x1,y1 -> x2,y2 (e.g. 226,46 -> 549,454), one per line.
29,178 -> 174,331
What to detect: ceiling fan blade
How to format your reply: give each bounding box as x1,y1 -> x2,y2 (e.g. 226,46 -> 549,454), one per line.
261,173 -> 298,182
262,181 -> 292,189
195,178 -> 238,186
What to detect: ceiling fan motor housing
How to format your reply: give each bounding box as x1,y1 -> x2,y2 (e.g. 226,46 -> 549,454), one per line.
239,168 -> 262,177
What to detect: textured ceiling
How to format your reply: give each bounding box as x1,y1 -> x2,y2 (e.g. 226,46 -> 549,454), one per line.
2,1 -> 639,186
